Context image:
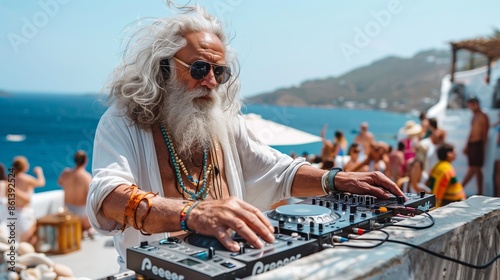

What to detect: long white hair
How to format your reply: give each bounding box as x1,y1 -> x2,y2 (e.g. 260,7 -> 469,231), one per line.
106,5 -> 242,129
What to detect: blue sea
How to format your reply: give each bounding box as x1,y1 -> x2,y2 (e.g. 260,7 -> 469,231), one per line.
0,93 -> 417,193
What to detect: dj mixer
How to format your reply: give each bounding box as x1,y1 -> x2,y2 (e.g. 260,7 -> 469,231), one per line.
126,192 -> 435,279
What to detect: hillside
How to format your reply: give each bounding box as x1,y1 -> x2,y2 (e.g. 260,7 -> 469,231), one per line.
246,49 -> 452,112
0,89 -> 9,97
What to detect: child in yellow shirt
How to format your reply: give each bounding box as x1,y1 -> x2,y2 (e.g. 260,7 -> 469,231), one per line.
427,143 -> 466,207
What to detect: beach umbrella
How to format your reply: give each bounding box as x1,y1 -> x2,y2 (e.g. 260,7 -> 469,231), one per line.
243,113 -> 322,146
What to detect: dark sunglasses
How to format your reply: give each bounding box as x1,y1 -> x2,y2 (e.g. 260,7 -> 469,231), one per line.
173,57 -> 231,84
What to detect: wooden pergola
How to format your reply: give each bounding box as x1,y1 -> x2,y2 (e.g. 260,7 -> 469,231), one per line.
450,38 -> 500,84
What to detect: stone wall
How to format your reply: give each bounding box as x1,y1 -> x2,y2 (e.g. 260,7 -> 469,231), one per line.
250,196 -> 500,280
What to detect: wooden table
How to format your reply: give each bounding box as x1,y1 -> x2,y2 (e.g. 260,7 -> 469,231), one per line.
37,213 -> 81,254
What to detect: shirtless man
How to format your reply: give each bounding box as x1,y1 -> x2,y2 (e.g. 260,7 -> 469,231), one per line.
320,124 -> 335,169
354,122 -> 375,159
12,156 -> 45,244
58,151 -> 93,235
349,141 -> 389,173
462,97 -> 489,195
388,142 -> 405,182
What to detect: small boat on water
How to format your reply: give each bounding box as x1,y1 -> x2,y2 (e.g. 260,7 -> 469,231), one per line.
5,134 -> 26,142
427,37 -> 500,197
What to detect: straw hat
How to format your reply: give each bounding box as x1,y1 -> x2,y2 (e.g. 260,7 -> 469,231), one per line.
400,120 -> 422,136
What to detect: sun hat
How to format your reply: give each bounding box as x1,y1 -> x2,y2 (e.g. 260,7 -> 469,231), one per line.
400,120 -> 422,136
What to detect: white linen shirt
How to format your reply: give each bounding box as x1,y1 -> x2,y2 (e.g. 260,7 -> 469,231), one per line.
87,105 -> 309,267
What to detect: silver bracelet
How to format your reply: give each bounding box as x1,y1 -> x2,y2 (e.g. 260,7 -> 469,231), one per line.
321,171 -> 329,195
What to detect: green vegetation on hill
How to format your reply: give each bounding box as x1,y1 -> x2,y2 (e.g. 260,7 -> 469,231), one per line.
247,49 -> 452,112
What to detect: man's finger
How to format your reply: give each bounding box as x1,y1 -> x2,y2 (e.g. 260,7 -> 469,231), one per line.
214,227 -> 240,252
235,206 -> 275,244
224,217 -> 265,249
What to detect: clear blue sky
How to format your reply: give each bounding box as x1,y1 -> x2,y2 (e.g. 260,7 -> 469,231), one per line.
1,0 -> 499,97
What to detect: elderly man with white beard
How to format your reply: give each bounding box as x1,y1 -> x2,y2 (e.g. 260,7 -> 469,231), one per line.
87,5 -> 405,270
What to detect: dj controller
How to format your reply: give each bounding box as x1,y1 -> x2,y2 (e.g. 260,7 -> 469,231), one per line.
126,192 -> 435,279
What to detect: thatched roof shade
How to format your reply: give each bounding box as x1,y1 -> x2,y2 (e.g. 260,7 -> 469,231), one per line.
450,38 -> 500,61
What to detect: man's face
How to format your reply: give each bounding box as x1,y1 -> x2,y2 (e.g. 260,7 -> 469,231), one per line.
360,124 -> 368,132
350,146 -> 361,159
174,31 -> 226,96
467,101 -> 478,112
430,130 -> 443,145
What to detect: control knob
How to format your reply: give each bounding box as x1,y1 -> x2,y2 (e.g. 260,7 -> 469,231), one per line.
208,247 -> 215,259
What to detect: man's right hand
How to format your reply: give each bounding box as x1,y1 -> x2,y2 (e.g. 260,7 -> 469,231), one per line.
34,166 -> 43,174
186,197 -> 275,251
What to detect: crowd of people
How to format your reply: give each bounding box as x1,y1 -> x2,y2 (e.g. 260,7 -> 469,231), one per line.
312,97 -> 499,206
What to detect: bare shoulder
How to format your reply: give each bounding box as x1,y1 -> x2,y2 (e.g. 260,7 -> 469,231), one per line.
478,112 -> 490,126
58,168 -> 72,181
480,111 -> 489,119
60,168 -> 71,176
77,170 -> 92,182
16,173 -> 37,187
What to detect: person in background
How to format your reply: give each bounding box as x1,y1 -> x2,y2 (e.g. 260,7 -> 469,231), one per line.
354,122 -> 375,160
462,97 -> 489,195
333,130 -> 348,157
419,112 -> 431,139
427,143 -> 466,207
319,124 -> 335,169
396,159 -> 431,194
428,118 -> 438,135
0,163 -> 7,229
388,142 -> 405,182
349,141 -> 389,173
301,151 -> 312,163
86,5 -> 405,268
343,143 -> 368,172
492,111 -> 500,197
400,120 -> 422,161
11,156 -> 45,244
58,150 -> 94,238
398,120 -> 422,173
0,163 -> 6,198
415,128 -> 446,179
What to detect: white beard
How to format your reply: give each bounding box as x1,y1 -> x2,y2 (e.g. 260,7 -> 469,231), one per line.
161,79 -> 227,158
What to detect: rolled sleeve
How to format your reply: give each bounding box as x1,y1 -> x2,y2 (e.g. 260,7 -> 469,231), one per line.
86,108 -> 138,235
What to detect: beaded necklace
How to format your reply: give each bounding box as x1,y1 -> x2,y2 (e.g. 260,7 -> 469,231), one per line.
160,124 -> 211,200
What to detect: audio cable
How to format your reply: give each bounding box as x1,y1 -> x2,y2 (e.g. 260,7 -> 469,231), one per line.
333,227 -> 500,269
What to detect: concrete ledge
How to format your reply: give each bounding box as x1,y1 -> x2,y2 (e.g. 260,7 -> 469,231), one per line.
249,196 -> 500,280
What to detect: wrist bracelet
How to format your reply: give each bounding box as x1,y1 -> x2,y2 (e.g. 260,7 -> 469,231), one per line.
321,171 -> 329,195
328,167 -> 343,193
180,201 -> 195,231
180,201 -> 201,232
184,201 -> 200,231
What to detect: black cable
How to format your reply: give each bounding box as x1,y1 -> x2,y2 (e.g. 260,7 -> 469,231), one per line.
383,212 -> 435,230
340,228 -> 500,270
384,236 -> 500,269
333,230 -> 389,249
